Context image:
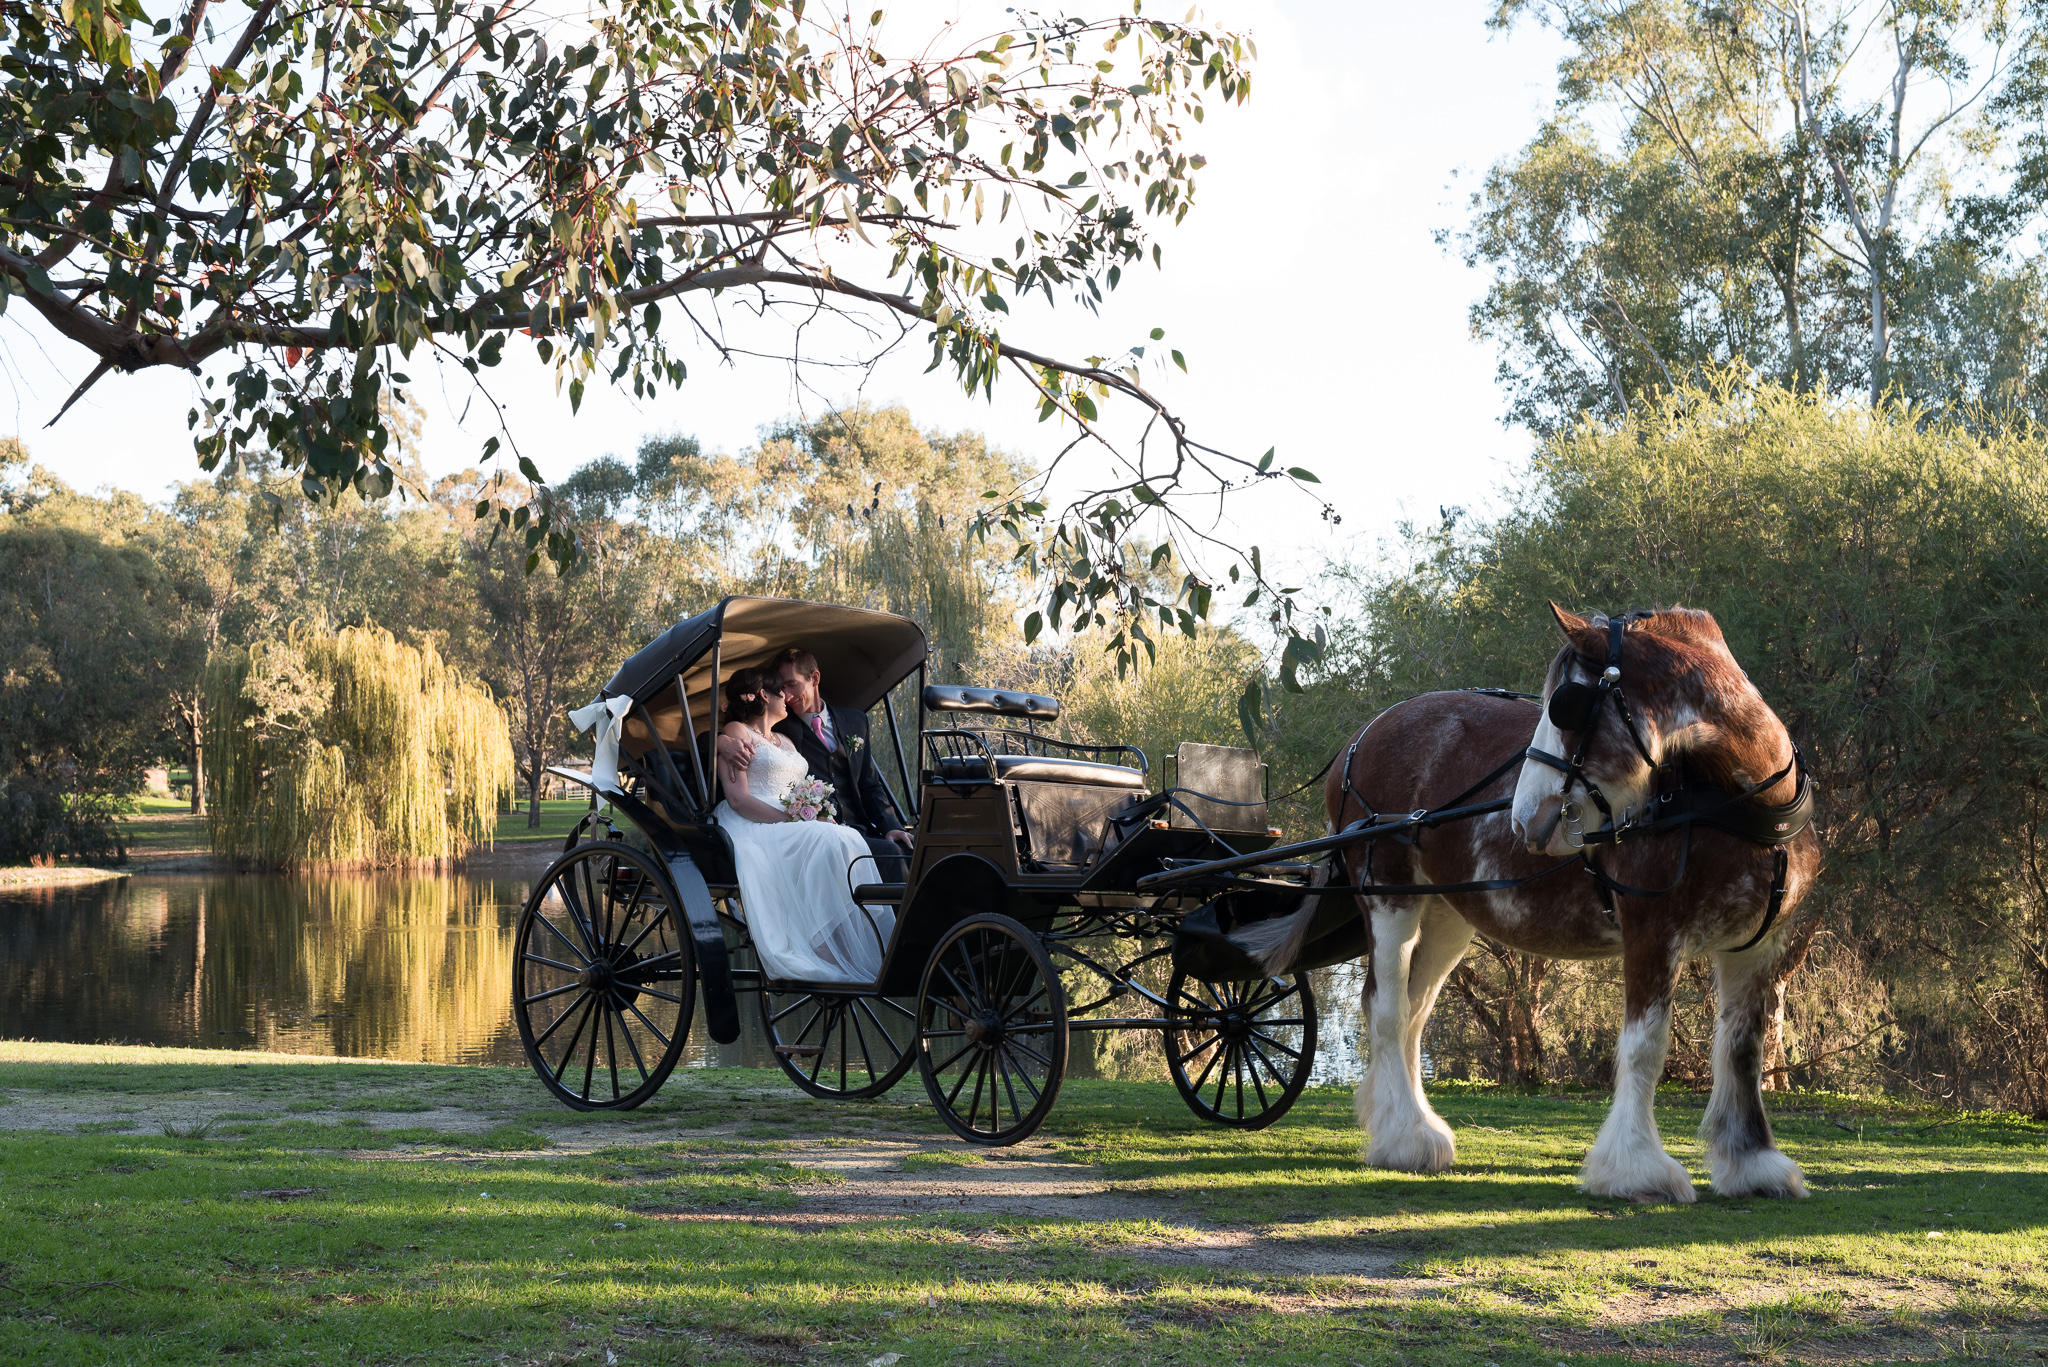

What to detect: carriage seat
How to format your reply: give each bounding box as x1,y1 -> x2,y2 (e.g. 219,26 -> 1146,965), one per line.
933,753 -> 1147,788
922,684 -> 1061,721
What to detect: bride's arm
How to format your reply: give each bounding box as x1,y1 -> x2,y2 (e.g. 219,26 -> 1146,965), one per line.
718,752 -> 788,824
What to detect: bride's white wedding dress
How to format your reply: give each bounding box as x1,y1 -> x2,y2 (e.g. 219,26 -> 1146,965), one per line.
715,733 -> 895,984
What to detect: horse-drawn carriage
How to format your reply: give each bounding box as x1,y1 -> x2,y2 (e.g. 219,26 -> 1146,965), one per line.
512,595 -> 1357,1143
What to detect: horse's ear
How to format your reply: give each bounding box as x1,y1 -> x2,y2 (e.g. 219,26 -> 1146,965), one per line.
1549,601 -> 1592,637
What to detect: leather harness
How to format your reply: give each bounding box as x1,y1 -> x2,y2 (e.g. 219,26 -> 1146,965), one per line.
1329,616 -> 1817,954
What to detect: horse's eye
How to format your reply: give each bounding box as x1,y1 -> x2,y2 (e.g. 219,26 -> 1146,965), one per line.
1547,681 -> 1599,732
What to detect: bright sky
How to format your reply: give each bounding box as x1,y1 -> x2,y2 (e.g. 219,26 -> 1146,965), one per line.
0,1 -> 1566,581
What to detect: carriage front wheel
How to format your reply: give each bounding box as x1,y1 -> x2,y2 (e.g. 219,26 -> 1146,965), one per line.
513,841 -> 696,1111
915,914 -> 1068,1145
1163,969 -> 1316,1129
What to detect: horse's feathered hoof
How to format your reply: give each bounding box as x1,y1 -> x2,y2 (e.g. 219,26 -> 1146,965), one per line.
1579,1148 -> 1697,1204
1710,1146 -> 1810,1199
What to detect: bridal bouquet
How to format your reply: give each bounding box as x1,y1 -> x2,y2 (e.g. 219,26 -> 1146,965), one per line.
781,775 -> 837,823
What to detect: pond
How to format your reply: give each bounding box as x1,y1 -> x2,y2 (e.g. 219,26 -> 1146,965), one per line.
0,873 -> 1365,1084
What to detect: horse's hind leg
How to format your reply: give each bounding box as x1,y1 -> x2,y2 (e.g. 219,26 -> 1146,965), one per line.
1360,899 -> 1472,1173
1701,950 -> 1809,1198
1580,936 -> 1696,1204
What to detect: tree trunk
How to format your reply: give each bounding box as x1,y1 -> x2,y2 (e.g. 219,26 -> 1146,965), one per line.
189,710 -> 206,816
528,759 -> 545,829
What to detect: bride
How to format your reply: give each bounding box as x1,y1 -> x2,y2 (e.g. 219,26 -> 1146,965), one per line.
714,668 -> 896,983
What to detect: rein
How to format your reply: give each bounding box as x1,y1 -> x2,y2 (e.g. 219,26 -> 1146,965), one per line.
1329,619 -> 1816,954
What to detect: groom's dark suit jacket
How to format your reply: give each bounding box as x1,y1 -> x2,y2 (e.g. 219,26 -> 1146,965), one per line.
774,704 -> 905,837
775,704 -> 910,883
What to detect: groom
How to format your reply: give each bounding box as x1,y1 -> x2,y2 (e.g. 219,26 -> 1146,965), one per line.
770,646 -> 913,883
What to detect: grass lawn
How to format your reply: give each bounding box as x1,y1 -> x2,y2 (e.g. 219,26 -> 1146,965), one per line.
119,795 -> 209,863
1,1044 -> 2043,1365
493,799 -> 601,846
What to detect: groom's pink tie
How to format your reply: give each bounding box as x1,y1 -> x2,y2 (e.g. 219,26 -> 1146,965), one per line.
810,713 -> 826,744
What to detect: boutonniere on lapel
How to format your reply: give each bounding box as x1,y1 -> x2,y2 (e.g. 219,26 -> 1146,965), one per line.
846,734 -> 865,756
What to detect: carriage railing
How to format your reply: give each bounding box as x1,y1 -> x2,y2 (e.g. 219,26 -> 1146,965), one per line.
920,725 -> 1148,781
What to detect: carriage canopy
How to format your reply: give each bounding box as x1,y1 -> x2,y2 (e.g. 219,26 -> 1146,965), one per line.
579,596 -> 928,786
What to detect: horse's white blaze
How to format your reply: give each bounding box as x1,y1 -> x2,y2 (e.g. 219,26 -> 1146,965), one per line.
1511,712 -> 1568,851
1579,1007 -> 1697,1203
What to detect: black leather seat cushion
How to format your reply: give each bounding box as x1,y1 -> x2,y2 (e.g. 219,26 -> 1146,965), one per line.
935,753 -> 1146,788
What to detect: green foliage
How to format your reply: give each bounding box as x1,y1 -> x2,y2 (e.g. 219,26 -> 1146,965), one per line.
0,472 -> 187,863
0,0 -> 1284,651
205,626 -> 514,866
1292,377 -> 2048,1108
1472,0 -> 2048,430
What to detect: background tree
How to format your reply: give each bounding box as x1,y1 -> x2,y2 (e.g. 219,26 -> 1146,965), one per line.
0,463 -> 183,862
1470,0 -> 2045,430
0,0 -> 1326,663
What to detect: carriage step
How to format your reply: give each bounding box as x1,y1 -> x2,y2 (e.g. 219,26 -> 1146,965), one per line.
851,884 -> 907,904
774,1045 -> 826,1057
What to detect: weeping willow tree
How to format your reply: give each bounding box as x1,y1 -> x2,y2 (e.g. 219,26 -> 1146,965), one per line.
205,627 -> 514,867
819,501 -> 1000,683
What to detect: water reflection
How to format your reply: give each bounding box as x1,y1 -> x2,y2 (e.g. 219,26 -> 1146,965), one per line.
0,874 -> 1368,1084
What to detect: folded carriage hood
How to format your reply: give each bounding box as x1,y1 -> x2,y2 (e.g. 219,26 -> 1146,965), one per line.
596,597 -> 928,757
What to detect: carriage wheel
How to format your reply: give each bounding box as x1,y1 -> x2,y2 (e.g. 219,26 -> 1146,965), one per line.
513,841 -> 695,1111
760,986 -> 919,1100
915,914 -> 1068,1145
1163,969 -> 1316,1129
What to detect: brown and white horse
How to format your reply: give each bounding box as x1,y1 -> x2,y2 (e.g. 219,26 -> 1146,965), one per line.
1235,605 -> 1819,1203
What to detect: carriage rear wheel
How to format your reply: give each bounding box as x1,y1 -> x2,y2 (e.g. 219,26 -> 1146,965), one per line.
760,986 -> 919,1100
513,841 -> 695,1111
1163,969 -> 1316,1129
915,914 -> 1068,1145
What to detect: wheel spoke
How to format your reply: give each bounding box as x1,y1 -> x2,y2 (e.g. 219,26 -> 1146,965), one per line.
999,1033 -> 1054,1070
964,1053 -> 992,1131
928,1038 -> 978,1075
1169,1031 -> 1222,1065
994,1045 -> 1025,1127
532,990 -> 593,1050
943,1047 -> 983,1108
533,913 -> 592,966
848,1002 -> 879,1083
620,997 -> 675,1052
1243,1043 -> 1272,1112
1186,1037 -> 1226,1095
854,998 -> 907,1062
1249,1028 -> 1303,1060
602,999 -> 622,1101
522,951 -> 582,975
548,995 -> 597,1084
522,980 -> 585,1006
614,999 -> 653,1085
998,1043 -> 1042,1103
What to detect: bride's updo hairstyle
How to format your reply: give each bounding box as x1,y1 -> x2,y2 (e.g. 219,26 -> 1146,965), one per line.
723,667 -> 776,722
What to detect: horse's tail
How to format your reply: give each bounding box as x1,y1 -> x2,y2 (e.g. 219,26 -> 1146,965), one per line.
1227,847 -> 1341,974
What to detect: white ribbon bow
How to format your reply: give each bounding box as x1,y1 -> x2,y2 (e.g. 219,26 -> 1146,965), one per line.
569,694 -> 635,796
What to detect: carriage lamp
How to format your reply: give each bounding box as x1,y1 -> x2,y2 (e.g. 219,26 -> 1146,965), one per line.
1268,826 -> 1283,838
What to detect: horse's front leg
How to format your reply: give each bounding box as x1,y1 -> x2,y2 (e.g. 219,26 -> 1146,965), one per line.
1580,927 -> 1696,1203
1700,949 -> 1809,1198
1360,899 -> 1472,1173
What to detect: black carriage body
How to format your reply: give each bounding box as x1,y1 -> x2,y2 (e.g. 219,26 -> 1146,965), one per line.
521,595 -> 1323,1137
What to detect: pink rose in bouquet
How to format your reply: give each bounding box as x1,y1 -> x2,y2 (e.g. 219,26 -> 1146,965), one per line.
781,775 -> 838,823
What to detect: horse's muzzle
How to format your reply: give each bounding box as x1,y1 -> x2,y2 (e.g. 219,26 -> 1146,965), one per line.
1513,794 -> 1567,855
